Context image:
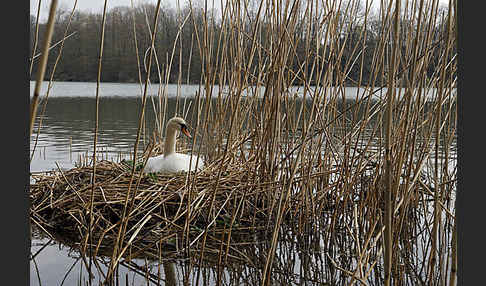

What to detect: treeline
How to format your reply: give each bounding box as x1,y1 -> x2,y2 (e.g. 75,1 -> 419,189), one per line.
30,3 -> 205,83
29,2 -> 451,85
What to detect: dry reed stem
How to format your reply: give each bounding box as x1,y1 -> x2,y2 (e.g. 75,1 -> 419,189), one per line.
29,0 -> 42,75
31,1 -> 78,167
383,1 -> 401,285
30,0 -> 58,137
30,32 -> 78,61
86,1 -> 108,283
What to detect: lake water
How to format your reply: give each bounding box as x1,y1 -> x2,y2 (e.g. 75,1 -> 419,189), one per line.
29,81 -> 456,285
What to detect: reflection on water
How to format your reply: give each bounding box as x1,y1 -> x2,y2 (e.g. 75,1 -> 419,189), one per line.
31,223 -> 333,285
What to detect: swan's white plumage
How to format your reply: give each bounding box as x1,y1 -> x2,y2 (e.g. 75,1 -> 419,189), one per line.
143,117 -> 204,173
144,153 -> 204,173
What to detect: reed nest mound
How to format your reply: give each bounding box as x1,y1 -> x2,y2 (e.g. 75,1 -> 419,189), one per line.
27,151 -> 312,250
29,147 -> 395,262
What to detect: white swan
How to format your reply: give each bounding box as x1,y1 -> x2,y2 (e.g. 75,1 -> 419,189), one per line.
144,117 -> 204,173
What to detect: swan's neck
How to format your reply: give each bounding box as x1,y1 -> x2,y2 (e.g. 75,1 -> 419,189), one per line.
164,127 -> 177,156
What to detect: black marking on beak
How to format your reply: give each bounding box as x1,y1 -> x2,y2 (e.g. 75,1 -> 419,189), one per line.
180,123 -> 192,138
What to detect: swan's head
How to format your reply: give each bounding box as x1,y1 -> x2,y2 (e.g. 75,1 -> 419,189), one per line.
167,117 -> 192,138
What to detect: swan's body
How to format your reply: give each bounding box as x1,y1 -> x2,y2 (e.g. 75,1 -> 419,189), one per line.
145,153 -> 204,173
144,117 -> 204,173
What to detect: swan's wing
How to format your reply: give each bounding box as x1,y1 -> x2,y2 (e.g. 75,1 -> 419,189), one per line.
171,153 -> 205,172
144,155 -> 164,173
144,153 -> 204,173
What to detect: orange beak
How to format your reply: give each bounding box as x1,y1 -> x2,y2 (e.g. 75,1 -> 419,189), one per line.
181,125 -> 192,138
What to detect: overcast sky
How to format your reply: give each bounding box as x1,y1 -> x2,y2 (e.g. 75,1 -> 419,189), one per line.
30,0 -> 215,18
31,0 -> 181,12
31,0 -> 450,20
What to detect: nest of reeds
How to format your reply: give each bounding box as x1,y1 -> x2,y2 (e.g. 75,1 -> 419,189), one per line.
30,138 -> 400,265
29,147 -> 299,261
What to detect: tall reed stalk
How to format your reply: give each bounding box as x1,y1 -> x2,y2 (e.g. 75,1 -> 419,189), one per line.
30,0 -> 78,163
383,1 -> 400,285
29,0 -> 58,137
29,0 -> 42,76
84,1 -> 109,284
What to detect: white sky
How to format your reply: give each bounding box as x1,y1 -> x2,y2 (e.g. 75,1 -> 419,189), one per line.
30,0 -> 214,18
30,0 -> 451,20
31,0 -> 180,13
